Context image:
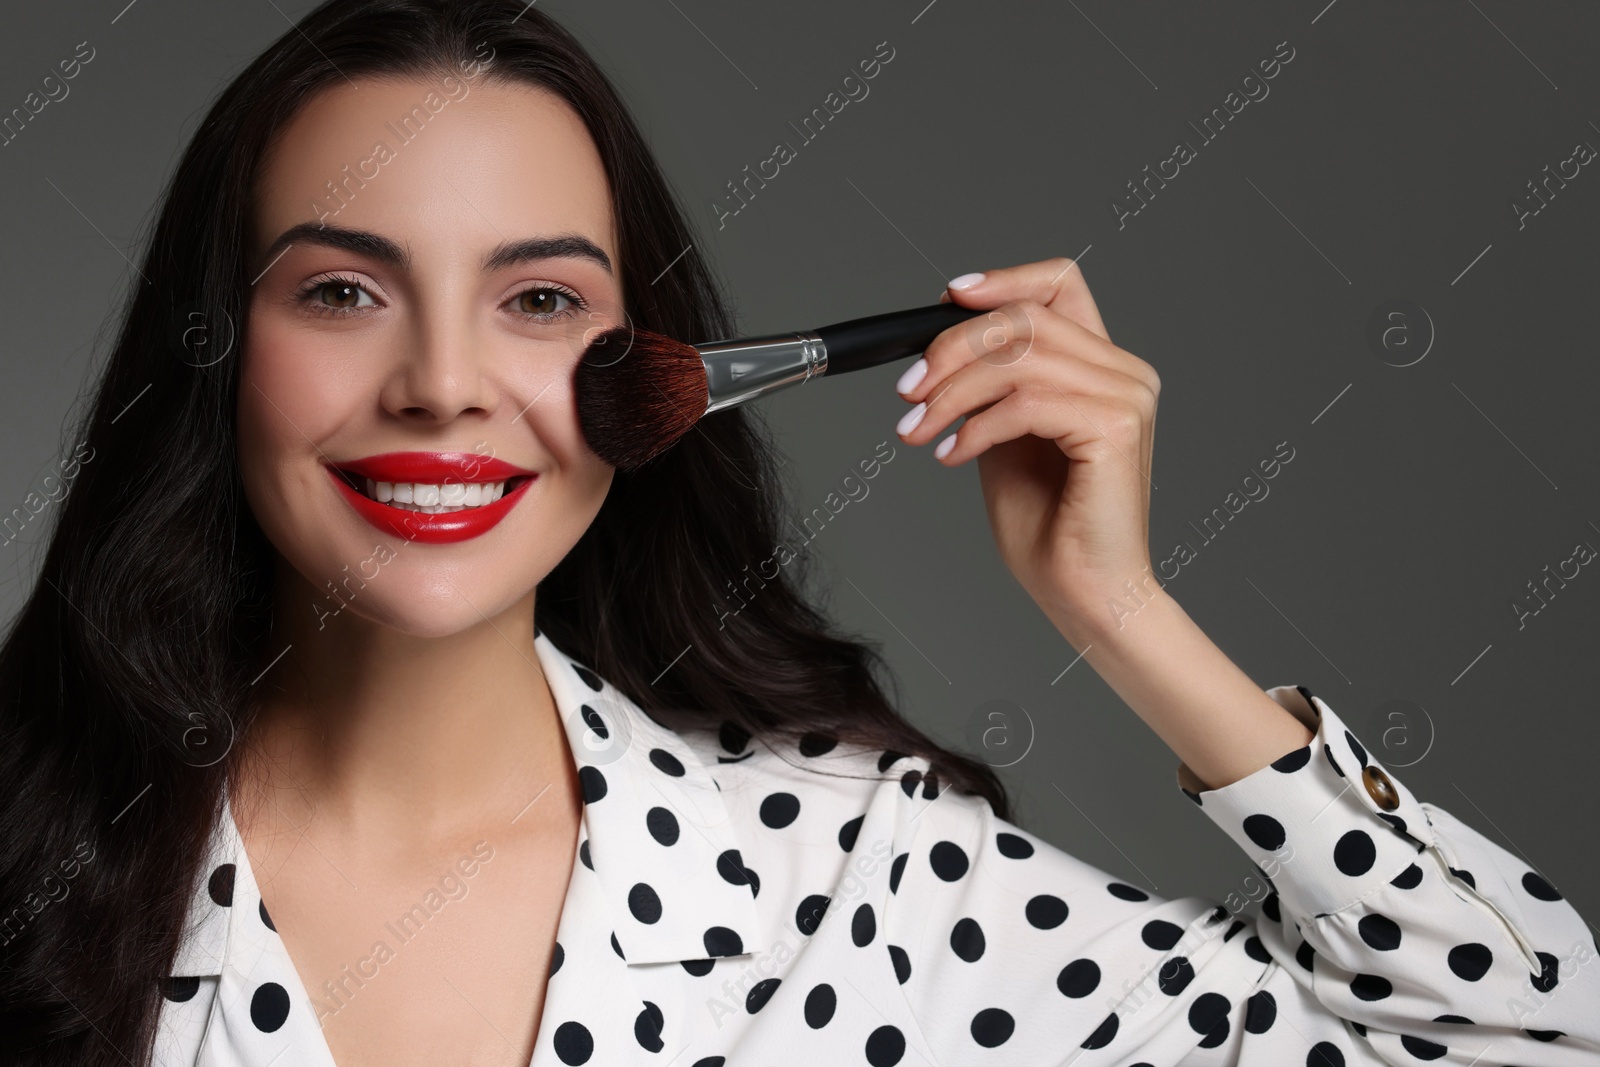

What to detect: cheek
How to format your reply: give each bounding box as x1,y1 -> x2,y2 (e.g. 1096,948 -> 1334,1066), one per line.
500,362 -> 614,539
236,317 -> 352,505
499,334 -> 598,462
520,365 -> 613,499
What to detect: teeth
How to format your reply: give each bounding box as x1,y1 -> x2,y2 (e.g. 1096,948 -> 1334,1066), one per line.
359,477 -> 508,511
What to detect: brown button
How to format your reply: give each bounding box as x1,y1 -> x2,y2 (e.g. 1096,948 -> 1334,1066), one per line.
1362,766 -> 1399,811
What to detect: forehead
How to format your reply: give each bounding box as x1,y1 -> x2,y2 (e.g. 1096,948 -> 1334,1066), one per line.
251,75 -> 616,266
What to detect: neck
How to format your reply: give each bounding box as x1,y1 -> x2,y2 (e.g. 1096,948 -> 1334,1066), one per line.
233,559 -> 577,855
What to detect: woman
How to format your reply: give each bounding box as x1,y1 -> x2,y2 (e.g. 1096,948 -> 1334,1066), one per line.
0,1 -> 1594,1064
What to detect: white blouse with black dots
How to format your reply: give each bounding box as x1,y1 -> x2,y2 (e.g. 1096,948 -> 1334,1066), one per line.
152,630 -> 1600,1066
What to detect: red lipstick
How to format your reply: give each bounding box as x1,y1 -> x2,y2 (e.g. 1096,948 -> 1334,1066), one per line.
325,451 -> 537,545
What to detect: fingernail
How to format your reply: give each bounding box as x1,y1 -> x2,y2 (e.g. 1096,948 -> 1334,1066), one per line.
896,401 -> 926,436
934,433 -> 957,459
947,272 -> 985,290
896,357 -> 927,395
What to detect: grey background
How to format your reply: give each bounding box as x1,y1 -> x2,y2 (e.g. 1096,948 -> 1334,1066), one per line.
2,0 -> 1596,928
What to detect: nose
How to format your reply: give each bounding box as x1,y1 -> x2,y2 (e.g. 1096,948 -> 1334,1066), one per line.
380,304 -> 500,425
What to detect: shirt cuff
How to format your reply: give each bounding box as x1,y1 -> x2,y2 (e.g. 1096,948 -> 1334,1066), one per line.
1176,684 -> 1436,918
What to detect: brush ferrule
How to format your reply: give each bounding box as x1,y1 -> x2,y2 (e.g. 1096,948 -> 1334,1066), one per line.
699,331 -> 828,414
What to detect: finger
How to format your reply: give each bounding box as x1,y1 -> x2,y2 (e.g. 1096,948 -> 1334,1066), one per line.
930,388 -> 1150,471
902,299 -> 1158,405
897,334 -> 1149,450
944,257 -> 1109,342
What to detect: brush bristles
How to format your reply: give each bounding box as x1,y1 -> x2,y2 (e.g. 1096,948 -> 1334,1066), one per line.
574,325 -> 708,471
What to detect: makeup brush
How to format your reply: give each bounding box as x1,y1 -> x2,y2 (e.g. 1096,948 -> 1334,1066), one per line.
576,302 -> 986,471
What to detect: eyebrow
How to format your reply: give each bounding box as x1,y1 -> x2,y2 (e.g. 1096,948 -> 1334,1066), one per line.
254,222 -> 613,278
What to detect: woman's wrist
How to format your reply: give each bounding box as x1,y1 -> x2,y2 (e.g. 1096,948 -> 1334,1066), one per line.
1043,583 -> 1315,791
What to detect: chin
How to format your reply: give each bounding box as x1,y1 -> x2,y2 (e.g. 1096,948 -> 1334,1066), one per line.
331,584 -> 532,640
291,543 -> 535,638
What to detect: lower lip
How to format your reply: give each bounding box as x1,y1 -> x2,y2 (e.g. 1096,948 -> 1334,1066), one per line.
326,468 -> 536,544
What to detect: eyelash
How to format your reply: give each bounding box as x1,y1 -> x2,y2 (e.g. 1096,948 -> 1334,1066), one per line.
294,274 -> 590,322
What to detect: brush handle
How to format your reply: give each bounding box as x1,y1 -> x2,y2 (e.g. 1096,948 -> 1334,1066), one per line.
813,302 -> 987,374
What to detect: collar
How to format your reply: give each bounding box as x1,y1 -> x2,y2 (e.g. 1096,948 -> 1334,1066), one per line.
170,628 -> 762,976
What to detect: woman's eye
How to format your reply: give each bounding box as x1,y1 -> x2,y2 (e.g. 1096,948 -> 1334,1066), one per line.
514,286 -> 582,319
293,278 -> 584,320
301,277 -> 376,312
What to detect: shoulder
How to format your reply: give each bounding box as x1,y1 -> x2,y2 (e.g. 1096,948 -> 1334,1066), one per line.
668,717 -> 1087,910
672,718 -> 919,835
664,719 -> 1211,1042
663,721 -> 943,904
665,717 -> 1148,902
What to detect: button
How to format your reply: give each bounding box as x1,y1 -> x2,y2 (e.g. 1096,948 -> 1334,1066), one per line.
1362,766 -> 1399,811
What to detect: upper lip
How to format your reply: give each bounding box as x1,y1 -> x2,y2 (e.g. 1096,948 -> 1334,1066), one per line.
329,451 -> 535,484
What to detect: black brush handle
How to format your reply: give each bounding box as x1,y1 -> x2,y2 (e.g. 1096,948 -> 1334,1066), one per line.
813,302 -> 987,374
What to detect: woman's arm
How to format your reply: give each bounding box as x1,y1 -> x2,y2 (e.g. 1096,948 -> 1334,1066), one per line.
890,258 -> 1598,1061
1042,583 -> 1314,791
878,682 -> 1600,1064
898,256 -> 1305,794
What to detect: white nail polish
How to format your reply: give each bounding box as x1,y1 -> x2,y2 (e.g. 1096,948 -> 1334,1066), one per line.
934,433 -> 956,459
896,358 -> 927,395
947,272 -> 985,290
896,402 -> 926,436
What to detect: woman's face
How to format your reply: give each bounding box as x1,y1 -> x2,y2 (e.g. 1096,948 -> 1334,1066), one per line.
239,75 -> 620,639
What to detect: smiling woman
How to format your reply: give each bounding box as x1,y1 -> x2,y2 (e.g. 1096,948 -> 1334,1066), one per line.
3,2 -> 1598,1067
0,3 -> 1015,1064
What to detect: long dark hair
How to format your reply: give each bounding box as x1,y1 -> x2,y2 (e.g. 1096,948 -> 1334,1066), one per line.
0,1 -> 1010,1062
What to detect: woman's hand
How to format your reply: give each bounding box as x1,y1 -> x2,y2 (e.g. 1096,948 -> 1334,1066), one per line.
894,257 -> 1160,645
896,256 -> 1315,788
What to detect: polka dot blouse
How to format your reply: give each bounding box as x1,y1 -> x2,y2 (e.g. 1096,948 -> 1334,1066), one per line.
153,630 -> 1600,1065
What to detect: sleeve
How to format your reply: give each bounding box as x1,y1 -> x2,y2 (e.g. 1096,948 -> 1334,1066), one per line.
877,684 -> 1600,1066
